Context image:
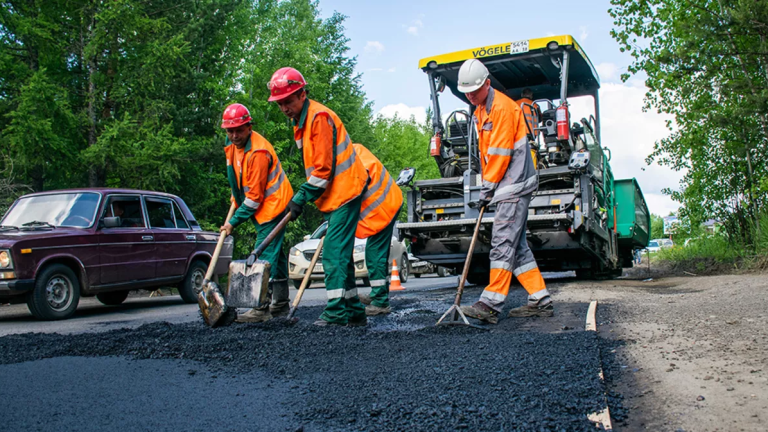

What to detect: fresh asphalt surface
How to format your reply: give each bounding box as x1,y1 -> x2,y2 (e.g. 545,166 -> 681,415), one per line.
0,273 -> 615,431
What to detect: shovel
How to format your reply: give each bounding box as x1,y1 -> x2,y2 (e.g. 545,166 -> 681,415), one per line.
282,236 -> 324,323
436,206 -> 487,329
224,212 -> 292,310
198,202 -> 238,327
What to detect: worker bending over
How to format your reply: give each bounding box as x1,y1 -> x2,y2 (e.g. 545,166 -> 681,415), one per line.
219,103 -> 294,322
456,59 -> 553,324
352,143 -> 403,316
269,67 -> 369,327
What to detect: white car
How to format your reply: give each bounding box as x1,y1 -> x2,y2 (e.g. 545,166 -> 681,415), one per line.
288,222 -> 409,289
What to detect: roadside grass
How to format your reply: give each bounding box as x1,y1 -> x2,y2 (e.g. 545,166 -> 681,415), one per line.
654,212 -> 768,274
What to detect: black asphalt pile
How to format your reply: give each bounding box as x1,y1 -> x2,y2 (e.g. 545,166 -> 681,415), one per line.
0,298 -> 616,431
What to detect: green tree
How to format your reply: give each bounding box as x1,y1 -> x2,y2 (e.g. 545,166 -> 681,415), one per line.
610,0 -> 768,245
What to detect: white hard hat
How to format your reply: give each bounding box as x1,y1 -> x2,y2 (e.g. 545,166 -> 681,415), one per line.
457,59 -> 489,93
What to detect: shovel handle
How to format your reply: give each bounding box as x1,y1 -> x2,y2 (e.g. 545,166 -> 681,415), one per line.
290,236 -> 324,315
205,202 -> 237,282
247,211 -> 292,266
455,206 -> 485,305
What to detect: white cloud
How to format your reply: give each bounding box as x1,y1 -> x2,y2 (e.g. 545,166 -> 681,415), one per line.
568,81 -> 683,216
378,104 -> 427,124
387,67 -> 396,73
595,62 -> 619,82
364,41 -> 385,54
405,18 -> 424,36
579,26 -> 589,41
368,67 -> 384,72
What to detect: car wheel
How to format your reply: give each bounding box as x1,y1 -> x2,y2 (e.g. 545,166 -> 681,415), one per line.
96,290 -> 129,306
414,273 -> 421,278
437,266 -> 449,278
26,264 -> 81,320
399,254 -> 409,283
292,279 -> 302,289
179,260 -> 207,304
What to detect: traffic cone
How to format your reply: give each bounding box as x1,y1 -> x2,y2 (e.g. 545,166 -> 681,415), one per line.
389,259 -> 405,291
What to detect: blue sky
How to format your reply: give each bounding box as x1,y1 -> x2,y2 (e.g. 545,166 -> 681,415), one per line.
317,0 -> 682,217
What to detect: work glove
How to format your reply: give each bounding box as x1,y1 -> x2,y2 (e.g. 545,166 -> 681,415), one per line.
287,200 -> 303,221
470,190 -> 492,209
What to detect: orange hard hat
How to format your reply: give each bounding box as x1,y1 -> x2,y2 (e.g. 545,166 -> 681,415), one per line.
267,67 -> 307,102
221,103 -> 252,129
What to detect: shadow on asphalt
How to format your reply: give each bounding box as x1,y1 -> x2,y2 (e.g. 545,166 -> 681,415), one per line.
0,296 -> 187,322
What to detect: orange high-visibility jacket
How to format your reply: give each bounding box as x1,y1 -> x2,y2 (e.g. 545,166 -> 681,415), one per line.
474,88 -> 538,203
293,100 -> 367,213
516,97 -> 540,138
353,144 -> 403,239
226,132 -> 293,224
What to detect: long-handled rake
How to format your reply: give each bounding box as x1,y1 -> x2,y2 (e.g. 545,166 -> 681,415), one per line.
436,206 -> 486,328
282,236 -> 324,324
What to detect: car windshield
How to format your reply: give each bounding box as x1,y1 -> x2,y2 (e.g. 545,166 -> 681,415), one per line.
2,193 -> 101,228
648,241 -> 659,248
310,222 -> 328,239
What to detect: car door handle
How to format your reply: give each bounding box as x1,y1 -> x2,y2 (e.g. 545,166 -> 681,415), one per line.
142,235 -> 154,241
186,235 -> 196,241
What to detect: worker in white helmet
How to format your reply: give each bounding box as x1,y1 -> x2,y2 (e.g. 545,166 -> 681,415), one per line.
457,58 -> 553,324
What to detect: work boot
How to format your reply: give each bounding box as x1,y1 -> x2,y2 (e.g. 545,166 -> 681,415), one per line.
460,301 -> 499,324
313,318 -> 344,327
236,307 -> 273,323
358,293 -> 372,305
269,280 -> 290,317
507,297 -> 554,318
365,304 -> 391,316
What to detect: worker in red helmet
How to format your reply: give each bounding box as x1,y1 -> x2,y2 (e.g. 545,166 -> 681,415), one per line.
219,103 -> 294,322
268,67 -> 369,327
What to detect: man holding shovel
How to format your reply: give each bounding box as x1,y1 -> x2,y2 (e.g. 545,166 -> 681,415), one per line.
352,143 -> 403,316
268,67 -> 369,327
219,103 -> 294,323
455,59 -> 553,324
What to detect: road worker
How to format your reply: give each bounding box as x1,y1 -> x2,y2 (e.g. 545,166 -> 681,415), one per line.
268,67 -> 369,327
456,59 -> 553,324
218,103 -> 294,323
351,143 -> 403,316
516,87 -> 540,139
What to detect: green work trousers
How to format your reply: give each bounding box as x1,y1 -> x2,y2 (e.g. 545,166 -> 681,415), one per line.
365,208 -> 401,308
252,215 -> 288,283
319,194 -> 366,324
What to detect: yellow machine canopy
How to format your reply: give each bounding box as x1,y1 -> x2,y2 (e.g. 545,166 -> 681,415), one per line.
419,35 -> 600,102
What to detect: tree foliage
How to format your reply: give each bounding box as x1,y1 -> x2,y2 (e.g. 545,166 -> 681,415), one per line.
0,0 -> 435,259
610,0 -> 768,244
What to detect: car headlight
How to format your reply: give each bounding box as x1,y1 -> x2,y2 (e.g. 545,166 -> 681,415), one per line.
353,244 -> 365,254
0,250 -> 12,269
290,247 -> 302,257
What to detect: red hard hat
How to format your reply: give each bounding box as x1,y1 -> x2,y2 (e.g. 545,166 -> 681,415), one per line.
221,103 -> 252,129
267,67 -> 307,102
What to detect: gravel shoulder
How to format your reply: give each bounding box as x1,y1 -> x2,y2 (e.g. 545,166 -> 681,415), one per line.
565,273 -> 768,431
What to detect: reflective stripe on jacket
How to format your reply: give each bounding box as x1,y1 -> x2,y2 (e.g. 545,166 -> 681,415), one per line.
293,99 -> 366,213
226,132 -> 293,224
353,143 -> 403,239
474,88 -> 538,204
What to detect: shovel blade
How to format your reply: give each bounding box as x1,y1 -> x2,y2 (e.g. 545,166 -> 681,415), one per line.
198,281 -> 234,327
226,259 -> 271,308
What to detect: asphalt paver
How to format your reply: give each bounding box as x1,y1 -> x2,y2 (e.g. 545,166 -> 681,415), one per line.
0,286 -> 619,431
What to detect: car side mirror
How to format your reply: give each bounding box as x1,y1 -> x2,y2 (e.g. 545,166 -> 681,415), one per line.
303,235 -> 310,241
103,217 -> 121,228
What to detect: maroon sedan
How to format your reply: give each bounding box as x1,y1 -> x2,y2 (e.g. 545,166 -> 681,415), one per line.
0,189 -> 233,320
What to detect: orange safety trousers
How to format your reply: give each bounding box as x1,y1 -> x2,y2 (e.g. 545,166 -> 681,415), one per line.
479,194 -> 546,311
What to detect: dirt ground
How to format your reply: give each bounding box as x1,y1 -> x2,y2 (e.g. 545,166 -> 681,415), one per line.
557,272 -> 768,431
